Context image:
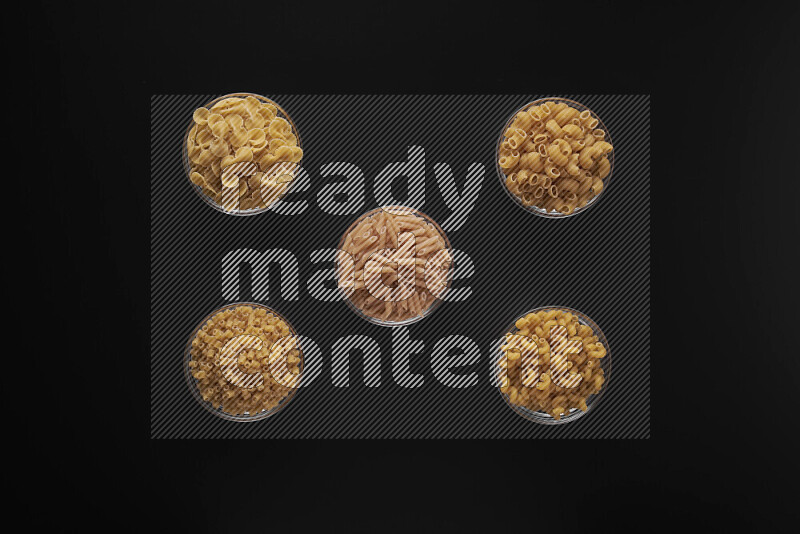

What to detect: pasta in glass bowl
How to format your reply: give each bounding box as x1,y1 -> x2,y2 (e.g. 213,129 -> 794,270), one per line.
493,306 -> 610,425
184,302 -> 304,422
335,206 -> 454,326
496,98 -> 614,218
182,92 -> 303,216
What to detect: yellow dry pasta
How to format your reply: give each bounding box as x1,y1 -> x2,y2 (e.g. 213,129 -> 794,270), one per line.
186,94 -> 302,212
496,308 -> 607,420
499,99 -> 612,215
187,304 -> 302,417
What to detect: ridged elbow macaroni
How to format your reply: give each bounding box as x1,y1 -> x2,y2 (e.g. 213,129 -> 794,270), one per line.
499,99 -> 613,215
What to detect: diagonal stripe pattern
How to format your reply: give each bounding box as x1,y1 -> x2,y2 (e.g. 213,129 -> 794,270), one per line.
151,94 -> 650,439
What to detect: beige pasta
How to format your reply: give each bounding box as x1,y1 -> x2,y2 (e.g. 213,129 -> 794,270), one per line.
545,119 -> 564,139
511,111 -> 534,131
562,124 -> 583,139
519,152 -> 545,172
499,149 -> 521,169
507,128 -> 527,150
553,106 -> 580,126
595,157 -> 611,179
547,139 -> 572,166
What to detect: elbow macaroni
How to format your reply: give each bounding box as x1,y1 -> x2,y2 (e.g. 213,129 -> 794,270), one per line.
498,99 -> 613,215
496,308 -> 607,421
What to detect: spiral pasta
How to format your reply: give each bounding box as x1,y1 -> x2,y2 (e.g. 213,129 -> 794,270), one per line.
499,100 -> 613,215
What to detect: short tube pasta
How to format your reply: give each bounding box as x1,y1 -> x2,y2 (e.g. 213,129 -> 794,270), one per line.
499,149 -> 521,169
507,128 -> 527,150
547,139 -> 572,166
519,152 -> 545,172
595,157 -> 611,179
554,106 -> 580,126
561,124 -> 583,139
545,119 -> 564,139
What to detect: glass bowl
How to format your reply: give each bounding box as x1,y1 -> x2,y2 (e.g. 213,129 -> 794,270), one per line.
335,206 -> 454,327
493,306 -> 611,425
496,97 -> 615,218
183,302 -> 303,422
182,92 -> 302,216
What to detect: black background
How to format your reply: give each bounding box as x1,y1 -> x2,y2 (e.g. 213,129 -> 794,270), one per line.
11,1 -> 800,531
